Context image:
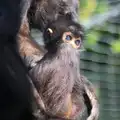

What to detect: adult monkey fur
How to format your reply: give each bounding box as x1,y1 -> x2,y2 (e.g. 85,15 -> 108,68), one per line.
0,0 -> 36,120
28,0 -> 80,31
17,0 -> 99,119
0,1 -> 49,120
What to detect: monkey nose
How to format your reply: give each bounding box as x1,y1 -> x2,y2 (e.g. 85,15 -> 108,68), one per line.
69,40 -> 85,51
69,41 -> 78,49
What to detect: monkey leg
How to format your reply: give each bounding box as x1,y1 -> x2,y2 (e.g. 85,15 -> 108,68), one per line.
56,92 -> 89,120
80,75 -> 99,120
56,94 -> 73,119
17,18 -> 46,68
32,93 -> 74,120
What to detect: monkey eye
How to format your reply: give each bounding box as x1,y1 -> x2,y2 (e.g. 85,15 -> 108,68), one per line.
75,39 -> 81,46
65,35 -> 72,41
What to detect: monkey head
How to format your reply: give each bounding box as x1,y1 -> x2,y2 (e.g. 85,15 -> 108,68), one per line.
43,16 -> 84,52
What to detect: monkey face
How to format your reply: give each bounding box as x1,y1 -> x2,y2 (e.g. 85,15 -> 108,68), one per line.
62,31 -> 81,49
46,27 -> 83,51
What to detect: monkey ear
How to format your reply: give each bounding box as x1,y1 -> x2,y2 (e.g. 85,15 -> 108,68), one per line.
47,28 -> 53,34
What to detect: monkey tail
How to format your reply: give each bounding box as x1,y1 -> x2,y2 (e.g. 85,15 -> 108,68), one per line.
81,76 -> 99,120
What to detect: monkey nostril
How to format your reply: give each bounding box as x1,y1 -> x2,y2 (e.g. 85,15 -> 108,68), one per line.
66,35 -> 72,41
75,40 -> 81,46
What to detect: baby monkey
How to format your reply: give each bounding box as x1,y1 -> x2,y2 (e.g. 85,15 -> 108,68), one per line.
30,16 -> 98,120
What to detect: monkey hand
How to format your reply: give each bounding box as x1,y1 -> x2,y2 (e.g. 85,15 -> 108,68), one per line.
24,54 -> 43,69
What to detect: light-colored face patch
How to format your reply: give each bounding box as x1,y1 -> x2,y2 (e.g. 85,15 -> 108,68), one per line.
62,31 -> 82,49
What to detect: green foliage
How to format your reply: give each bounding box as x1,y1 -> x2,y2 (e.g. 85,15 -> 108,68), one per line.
95,0 -> 109,14
111,40 -> 120,53
79,0 -> 88,10
79,0 -> 97,21
84,31 -> 100,49
79,0 -> 120,53
79,0 -> 108,21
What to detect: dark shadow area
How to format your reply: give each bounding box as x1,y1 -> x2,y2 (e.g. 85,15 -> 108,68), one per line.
0,0 -> 34,120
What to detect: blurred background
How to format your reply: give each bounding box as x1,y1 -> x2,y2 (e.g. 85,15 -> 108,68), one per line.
31,0 -> 120,120
79,0 -> 120,120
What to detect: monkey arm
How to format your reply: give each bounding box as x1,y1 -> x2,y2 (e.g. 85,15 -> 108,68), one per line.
17,18 -> 46,69
80,75 -> 99,120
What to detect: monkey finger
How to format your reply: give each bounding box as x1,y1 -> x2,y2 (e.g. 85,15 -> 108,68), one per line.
24,55 -> 43,69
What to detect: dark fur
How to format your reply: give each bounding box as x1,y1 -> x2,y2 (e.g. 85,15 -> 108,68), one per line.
30,16 -> 91,120
28,0 -> 79,31
18,0 -> 79,69
0,0 -> 34,120
17,17 -> 46,69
